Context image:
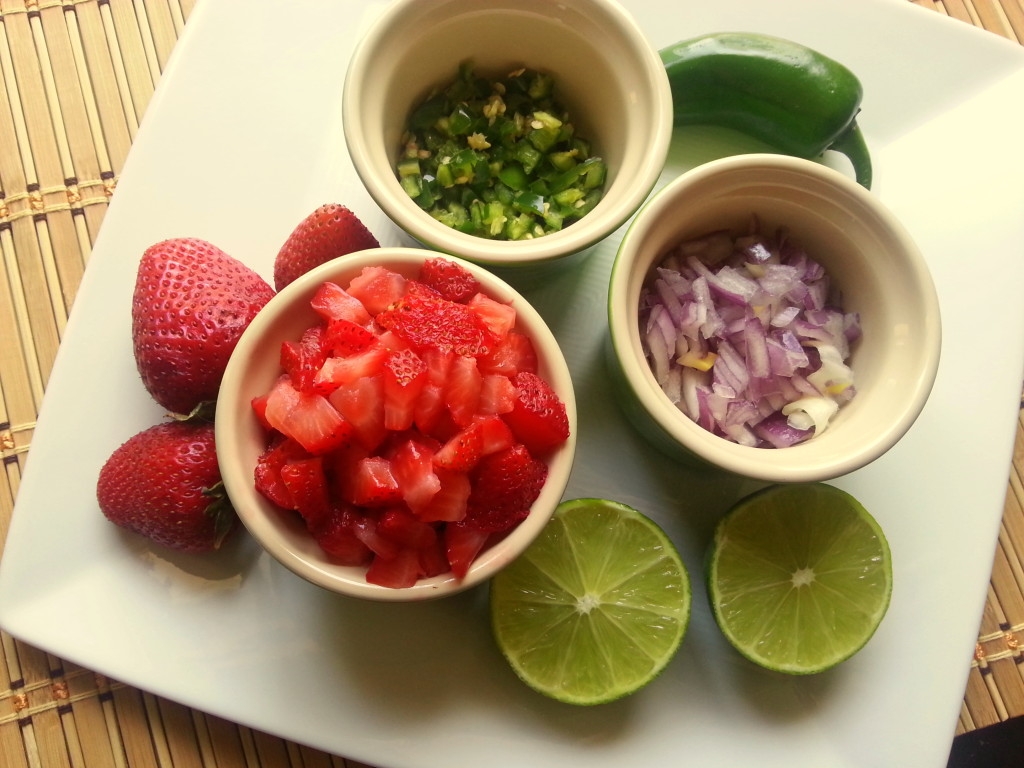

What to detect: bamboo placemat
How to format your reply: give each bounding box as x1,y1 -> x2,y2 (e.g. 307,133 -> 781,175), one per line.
0,1 -> 1021,766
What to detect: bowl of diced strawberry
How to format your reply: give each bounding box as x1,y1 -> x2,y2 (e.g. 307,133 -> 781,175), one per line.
215,247 -> 576,600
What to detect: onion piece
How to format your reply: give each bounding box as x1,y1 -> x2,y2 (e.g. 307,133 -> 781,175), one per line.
638,218 -> 860,448
782,396 -> 840,436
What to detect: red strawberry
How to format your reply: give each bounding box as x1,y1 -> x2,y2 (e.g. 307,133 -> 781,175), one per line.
478,373 -> 517,415
263,376 -> 354,454
311,506 -> 373,566
382,348 -> 427,431
310,281 -> 373,327
328,376 -> 387,450
349,512 -> 402,560
478,330 -> 538,377
475,414 -> 515,455
273,204 -> 380,291
503,370 -> 570,454
413,348 -> 454,435
467,293 -> 516,339
254,436 -> 310,508
96,420 -> 237,552
377,508 -> 438,550
388,437 -> 441,514
324,318 -> 375,356
132,238 -> 274,415
463,443 -> 547,533
315,344 -> 389,390
366,546 -> 424,589
348,456 -> 403,507
433,422 -> 484,472
444,522 -> 491,579
444,354 -> 482,427
418,257 -> 481,303
417,468 -> 471,523
376,293 -> 498,357
279,456 -> 332,528
346,266 -> 407,315
279,325 -> 328,393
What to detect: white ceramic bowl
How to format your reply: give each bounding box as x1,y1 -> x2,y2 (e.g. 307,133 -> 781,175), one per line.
342,0 -> 672,271
216,248 -> 577,601
607,154 -> 942,483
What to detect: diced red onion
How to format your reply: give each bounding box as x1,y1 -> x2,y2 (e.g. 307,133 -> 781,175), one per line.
638,217 -> 860,448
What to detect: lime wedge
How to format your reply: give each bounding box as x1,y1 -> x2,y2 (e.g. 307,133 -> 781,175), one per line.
708,483 -> 892,675
489,498 -> 690,705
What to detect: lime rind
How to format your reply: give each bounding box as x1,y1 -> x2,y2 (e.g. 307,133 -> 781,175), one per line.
708,483 -> 892,675
490,498 -> 691,705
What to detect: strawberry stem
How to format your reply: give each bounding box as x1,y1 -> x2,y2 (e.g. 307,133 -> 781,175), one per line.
202,481 -> 237,549
172,400 -> 217,423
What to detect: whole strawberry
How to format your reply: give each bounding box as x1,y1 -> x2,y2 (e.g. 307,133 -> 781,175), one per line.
274,203 -> 380,291
96,420 -> 238,552
132,238 -> 274,415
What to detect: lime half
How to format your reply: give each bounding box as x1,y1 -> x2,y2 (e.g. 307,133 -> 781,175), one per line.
708,483 -> 892,675
490,498 -> 691,705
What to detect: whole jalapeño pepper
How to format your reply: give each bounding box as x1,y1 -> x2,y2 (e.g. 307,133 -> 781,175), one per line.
660,32 -> 873,189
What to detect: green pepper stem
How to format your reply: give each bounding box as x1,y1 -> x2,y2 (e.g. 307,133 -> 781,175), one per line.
829,122 -> 872,189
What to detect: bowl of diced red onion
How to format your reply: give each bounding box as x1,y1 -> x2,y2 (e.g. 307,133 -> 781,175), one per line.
216,248 -> 576,601
607,153 -> 941,483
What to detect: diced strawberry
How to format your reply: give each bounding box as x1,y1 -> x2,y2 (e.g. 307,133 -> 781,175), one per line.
328,375 -> 387,450
348,456 -> 403,507
324,441 -> 371,504
263,375 -> 302,432
280,325 -> 328,393
350,512 -> 402,560
478,330 -> 538,376
314,343 -> 388,389
444,522 -> 491,580
279,456 -> 331,528
423,347 -> 455,386
411,383 -> 443,435
253,436 -> 309,509
503,370 -> 570,454
377,329 -> 411,352
475,414 -> 515,455
418,535 -> 451,578
267,377 -> 354,455
377,508 -> 438,550
252,275 -> 562,588
403,279 -> 443,300
467,293 -> 516,340
323,318 -> 375,356
445,354 -> 482,427
478,373 -> 517,415
346,266 -> 408,315
411,349 -> 453,434
382,348 -> 427,432
290,394 -> 354,455
464,443 -> 547,533
310,281 -> 373,326
433,422 -> 484,472
417,468 -> 471,522
389,437 -> 441,514
366,547 -> 423,589
418,257 -> 481,303
311,505 -> 373,566
251,393 -> 273,431
376,293 -> 498,357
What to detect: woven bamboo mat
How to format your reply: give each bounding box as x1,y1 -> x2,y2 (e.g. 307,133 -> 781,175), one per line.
0,1 -> 1021,766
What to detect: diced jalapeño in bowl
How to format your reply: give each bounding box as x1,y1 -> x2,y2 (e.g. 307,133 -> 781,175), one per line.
396,62 -> 607,240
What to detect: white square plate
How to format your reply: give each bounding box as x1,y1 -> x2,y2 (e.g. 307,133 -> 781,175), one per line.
2,1 -> 1023,766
